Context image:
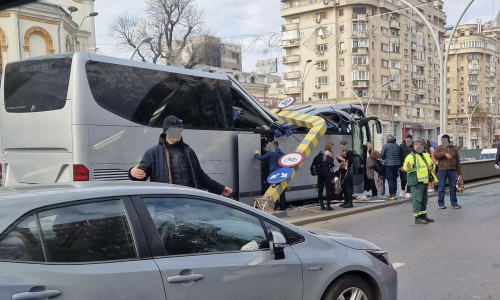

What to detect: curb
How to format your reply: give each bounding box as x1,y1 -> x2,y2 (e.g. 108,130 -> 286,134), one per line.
282,177 -> 500,226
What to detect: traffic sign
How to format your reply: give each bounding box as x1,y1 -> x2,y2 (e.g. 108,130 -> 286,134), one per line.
275,96 -> 296,110
278,152 -> 305,168
267,167 -> 293,184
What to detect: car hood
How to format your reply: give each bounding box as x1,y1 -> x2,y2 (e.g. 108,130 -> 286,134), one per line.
304,227 -> 381,250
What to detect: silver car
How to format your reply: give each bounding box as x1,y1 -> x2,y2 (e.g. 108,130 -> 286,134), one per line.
0,182 -> 397,300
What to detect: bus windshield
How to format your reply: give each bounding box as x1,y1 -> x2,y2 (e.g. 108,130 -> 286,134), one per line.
4,56 -> 72,113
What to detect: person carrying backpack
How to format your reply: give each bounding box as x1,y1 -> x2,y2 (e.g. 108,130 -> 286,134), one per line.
312,142 -> 335,210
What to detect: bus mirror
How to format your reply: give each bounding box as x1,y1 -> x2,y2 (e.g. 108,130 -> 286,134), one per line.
374,119 -> 382,134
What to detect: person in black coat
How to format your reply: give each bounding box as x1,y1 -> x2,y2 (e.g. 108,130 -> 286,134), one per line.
129,115 -> 233,197
336,140 -> 355,208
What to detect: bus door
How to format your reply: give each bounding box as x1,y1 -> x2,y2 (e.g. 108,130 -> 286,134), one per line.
237,133 -> 262,206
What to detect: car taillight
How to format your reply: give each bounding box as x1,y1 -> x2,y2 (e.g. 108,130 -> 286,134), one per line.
73,164 -> 89,181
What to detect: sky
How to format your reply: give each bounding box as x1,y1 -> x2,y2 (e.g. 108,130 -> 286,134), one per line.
93,0 -> 500,73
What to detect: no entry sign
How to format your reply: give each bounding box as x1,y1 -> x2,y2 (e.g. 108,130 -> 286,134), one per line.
275,96 -> 296,110
278,152 -> 305,168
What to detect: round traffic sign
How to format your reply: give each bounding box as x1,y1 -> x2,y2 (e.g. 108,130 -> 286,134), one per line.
267,167 -> 293,184
278,152 -> 305,168
275,96 -> 296,110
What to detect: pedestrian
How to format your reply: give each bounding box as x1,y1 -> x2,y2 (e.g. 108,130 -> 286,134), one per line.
403,139 -> 437,224
313,142 -> 335,210
424,139 -> 436,192
433,134 -> 462,209
362,141 -> 373,193
370,151 -> 385,199
495,141 -> 500,169
365,149 -> 379,199
399,134 -> 413,198
254,140 -> 287,211
336,140 -> 354,208
381,134 -> 401,200
129,115 -> 233,197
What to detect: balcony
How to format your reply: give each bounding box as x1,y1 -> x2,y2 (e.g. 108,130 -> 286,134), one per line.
282,39 -> 300,48
281,0 -> 336,17
468,80 -> 479,86
412,72 -> 425,80
352,47 -> 369,55
284,71 -> 301,80
412,87 -> 425,95
282,55 -> 301,64
352,13 -> 368,20
389,20 -> 400,29
411,43 -> 424,51
468,69 -> 479,75
285,86 -> 301,94
281,23 -> 299,31
389,52 -> 401,60
390,68 -> 400,75
353,80 -> 369,88
412,59 -> 425,66
389,83 -> 401,91
352,31 -> 369,39
352,64 -> 369,71
433,0 -> 443,9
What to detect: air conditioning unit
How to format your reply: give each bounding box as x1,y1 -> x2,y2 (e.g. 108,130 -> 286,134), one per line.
460,80 -> 464,84
316,17 -> 321,23
334,0 -> 339,3
340,82 -> 345,86
338,49 -> 344,54
322,66 -> 328,71
318,50 -> 325,55
323,0 -> 329,4
460,91 -> 464,95
315,84 -> 321,88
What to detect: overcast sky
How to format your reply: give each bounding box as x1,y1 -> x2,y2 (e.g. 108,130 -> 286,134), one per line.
93,0 -> 500,72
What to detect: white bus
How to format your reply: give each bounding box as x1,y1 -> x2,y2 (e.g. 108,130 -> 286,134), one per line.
0,53 -> 381,204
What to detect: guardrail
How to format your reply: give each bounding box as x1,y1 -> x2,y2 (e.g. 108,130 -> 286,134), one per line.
460,159 -> 499,182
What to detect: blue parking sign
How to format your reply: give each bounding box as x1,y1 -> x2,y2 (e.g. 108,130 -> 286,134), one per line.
267,167 -> 293,184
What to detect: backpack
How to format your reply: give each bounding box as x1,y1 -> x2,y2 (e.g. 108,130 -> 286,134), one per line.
310,154 -> 321,176
372,159 -> 385,176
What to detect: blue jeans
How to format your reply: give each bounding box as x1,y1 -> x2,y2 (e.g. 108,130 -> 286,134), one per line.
437,169 -> 457,206
385,166 -> 399,196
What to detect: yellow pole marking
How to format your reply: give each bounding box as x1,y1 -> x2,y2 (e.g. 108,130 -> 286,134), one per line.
261,109 -> 327,203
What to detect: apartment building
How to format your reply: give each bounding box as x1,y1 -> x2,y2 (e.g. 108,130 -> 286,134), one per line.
446,22 -> 500,148
280,0 -> 446,148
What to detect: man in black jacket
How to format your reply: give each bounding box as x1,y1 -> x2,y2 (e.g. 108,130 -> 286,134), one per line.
129,115 -> 233,197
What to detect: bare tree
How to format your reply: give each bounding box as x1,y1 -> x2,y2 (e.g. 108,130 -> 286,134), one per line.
110,0 -> 214,67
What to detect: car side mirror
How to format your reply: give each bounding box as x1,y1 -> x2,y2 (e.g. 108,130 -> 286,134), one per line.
269,230 -> 286,260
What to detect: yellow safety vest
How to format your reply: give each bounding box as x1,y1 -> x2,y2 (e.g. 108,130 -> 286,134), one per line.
403,152 -> 437,184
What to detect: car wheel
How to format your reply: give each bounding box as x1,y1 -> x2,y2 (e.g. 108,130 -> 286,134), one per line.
323,275 -> 375,300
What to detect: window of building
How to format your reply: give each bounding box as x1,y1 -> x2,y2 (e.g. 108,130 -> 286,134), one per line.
353,7 -> 366,14
340,91 -> 344,98
352,70 -> 369,80
352,39 -> 368,49
468,95 -> 478,102
357,90 -> 368,97
389,43 -> 400,53
339,8 -> 343,16
318,93 -> 328,100
143,197 -> 270,255
291,17 -> 300,23
352,23 -> 367,33
316,76 -> 328,85
390,60 -> 400,69
317,60 -> 328,69
231,52 -> 239,61
339,25 -> 344,32
381,43 -> 388,52
381,60 -> 388,68
468,75 -> 478,81
340,58 -> 345,66
316,11 -> 327,21
339,75 -> 345,82
316,44 -> 327,53
250,77 -> 255,84
468,86 -> 478,93
353,56 -> 368,65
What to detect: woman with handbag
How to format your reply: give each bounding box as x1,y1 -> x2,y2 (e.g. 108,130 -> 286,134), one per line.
336,140 -> 355,208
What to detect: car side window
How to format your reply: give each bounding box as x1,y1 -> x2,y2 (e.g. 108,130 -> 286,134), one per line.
143,197 -> 268,256
38,199 -> 137,263
0,215 -> 44,262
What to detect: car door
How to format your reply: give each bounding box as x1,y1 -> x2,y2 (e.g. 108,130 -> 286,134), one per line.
0,198 -> 166,300
134,195 -> 303,300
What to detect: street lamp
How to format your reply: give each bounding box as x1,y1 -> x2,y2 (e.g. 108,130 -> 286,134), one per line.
70,12 -> 98,52
301,59 -> 313,103
344,80 -> 392,115
68,6 -> 78,19
454,99 -> 488,149
130,37 -> 154,60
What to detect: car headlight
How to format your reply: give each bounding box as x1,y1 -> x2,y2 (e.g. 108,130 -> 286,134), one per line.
367,250 -> 390,266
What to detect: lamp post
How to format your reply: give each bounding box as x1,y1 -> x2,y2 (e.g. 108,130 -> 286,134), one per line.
68,6 -> 78,18
301,59 -> 313,103
130,37 -> 154,60
454,99 -> 488,149
344,80 -> 392,114
70,12 -> 98,52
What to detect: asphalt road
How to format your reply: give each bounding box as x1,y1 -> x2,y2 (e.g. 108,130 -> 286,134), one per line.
306,183 -> 500,300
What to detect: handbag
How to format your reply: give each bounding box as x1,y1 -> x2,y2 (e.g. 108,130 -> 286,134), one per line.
456,175 -> 464,193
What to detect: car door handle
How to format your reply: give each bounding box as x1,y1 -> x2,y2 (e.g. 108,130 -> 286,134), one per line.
166,273 -> 204,283
12,290 -> 62,300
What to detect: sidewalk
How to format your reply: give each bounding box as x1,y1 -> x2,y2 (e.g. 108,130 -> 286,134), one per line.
274,177 -> 500,226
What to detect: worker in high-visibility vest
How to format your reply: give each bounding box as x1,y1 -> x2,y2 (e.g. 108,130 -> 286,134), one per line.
403,139 -> 438,224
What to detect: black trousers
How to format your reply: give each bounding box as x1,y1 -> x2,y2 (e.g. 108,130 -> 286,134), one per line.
368,178 -> 377,196
399,169 -> 410,193
342,174 -> 354,204
317,166 -> 334,201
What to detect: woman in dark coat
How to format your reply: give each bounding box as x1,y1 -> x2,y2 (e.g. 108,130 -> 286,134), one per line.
336,140 -> 355,208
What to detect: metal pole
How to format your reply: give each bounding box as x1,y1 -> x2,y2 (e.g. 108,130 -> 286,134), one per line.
391,91 -> 395,135
344,86 -> 363,111
366,81 -> 392,115
130,37 -> 153,60
301,59 -> 312,103
443,0 -> 476,135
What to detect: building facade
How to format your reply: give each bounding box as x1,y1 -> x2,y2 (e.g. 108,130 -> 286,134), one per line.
0,0 -> 97,75
280,0 -> 446,149
445,22 -> 500,149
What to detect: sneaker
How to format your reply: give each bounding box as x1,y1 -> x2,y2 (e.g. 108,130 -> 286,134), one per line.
421,214 -> 434,223
451,204 -> 462,209
386,194 -> 396,200
415,217 -> 428,224
399,191 -> 405,198
438,205 -> 446,209
405,192 -> 411,199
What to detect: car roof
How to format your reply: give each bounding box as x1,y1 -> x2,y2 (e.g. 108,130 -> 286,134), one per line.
0,182 -> 219,233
